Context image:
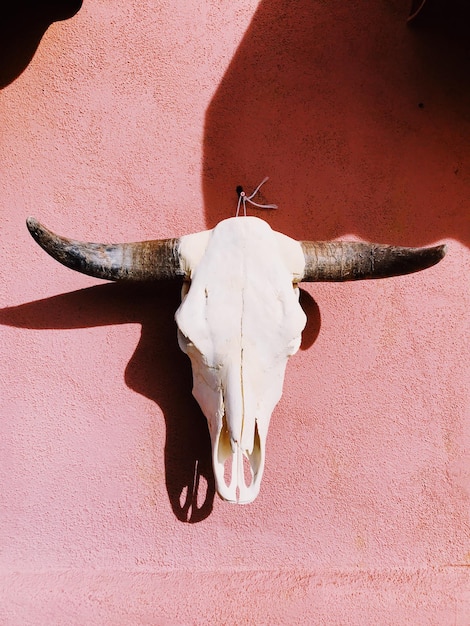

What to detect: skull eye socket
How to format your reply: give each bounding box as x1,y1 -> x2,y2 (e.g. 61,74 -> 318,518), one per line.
177,329 -> 198,355
179,331 -> 190,347
181,279 -> 191,299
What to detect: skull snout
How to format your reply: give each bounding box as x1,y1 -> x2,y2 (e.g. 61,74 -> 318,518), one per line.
213,409 -> 265,504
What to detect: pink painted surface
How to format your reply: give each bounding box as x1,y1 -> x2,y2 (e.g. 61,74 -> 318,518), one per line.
0,1 -> 469,624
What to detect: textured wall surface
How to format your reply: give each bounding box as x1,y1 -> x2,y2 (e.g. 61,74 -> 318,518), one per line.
1,1 -> 469,624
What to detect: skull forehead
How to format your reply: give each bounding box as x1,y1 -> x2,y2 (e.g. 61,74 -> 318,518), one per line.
175,217 -> 306,359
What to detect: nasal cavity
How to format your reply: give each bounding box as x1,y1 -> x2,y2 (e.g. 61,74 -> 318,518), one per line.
223,454 -> 233,487
219,416 -> 262,493
243,454 -> 253,487
222,446 -> 254,490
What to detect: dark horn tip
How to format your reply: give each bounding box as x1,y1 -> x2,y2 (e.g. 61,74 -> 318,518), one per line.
436,244 -> 447,259
427,243 -> 447,266
26,217 -> 42,238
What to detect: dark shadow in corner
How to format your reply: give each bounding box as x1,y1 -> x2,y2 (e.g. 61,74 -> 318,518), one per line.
0,282 -> 215,523
407,0 -> 470,86
0,0 -> 82,89
408,0 -> 470,32
0,281 -> 322,520
202,0 -> 470,248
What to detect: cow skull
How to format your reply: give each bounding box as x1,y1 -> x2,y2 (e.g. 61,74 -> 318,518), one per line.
26,215 -> 446,503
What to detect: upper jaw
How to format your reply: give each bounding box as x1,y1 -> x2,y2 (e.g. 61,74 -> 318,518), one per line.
211,417 -> 265,504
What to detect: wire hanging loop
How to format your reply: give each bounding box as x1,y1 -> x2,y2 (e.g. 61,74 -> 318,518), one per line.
236,177 -> 278,217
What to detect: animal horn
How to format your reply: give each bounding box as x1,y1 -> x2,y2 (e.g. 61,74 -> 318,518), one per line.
299,241 -> 446,282
26,217 -> 185,281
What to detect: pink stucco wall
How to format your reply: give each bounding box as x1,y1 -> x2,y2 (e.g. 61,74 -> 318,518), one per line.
1,1 -> 469,624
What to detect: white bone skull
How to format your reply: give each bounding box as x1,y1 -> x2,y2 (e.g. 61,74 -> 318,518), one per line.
26,215 -> 446,503
176,218 -> 306,502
